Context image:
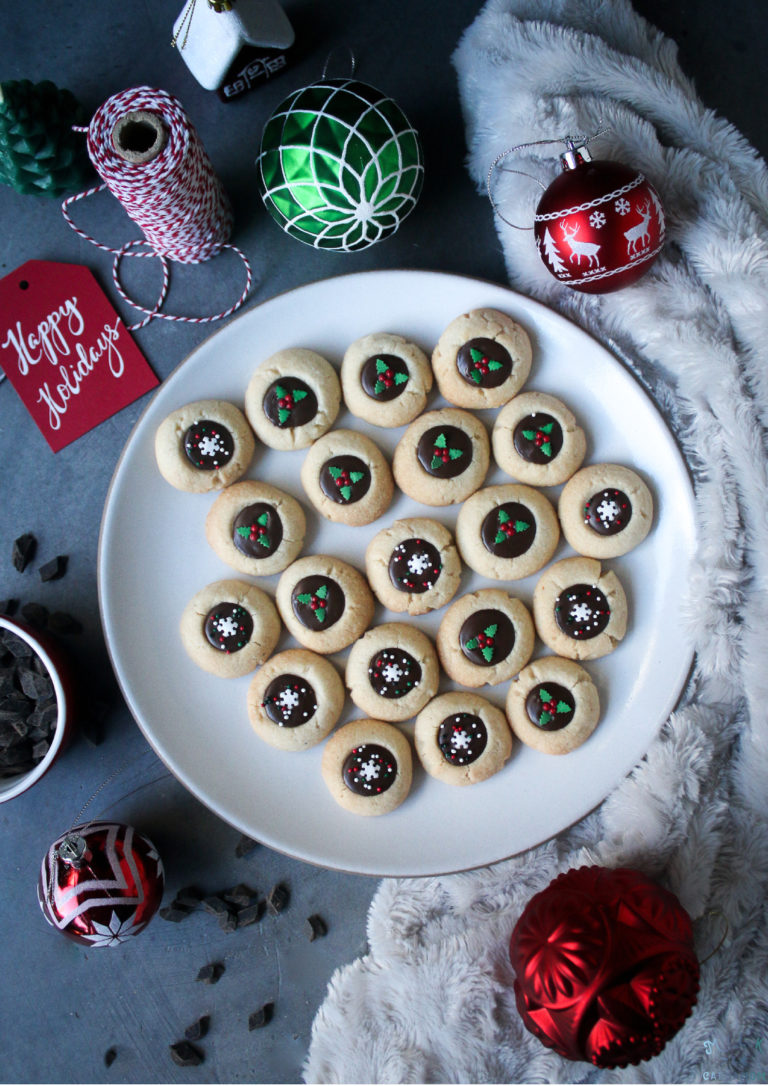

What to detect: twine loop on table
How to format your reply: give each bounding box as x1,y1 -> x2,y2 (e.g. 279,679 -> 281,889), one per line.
62,86 -> 252,329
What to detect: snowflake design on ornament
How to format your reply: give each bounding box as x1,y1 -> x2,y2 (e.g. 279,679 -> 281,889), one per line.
214,614 -> 240,639
597,498 -> 621,524
570,602 -> 593,624
589,210 -> 606,228
198,434 -> 223,458
615,197 -> 631,215
359,758 -> 381,783
382,663 -> 403,684
408,551 -> 432,576
84,910 -> 141,947
452,729 -> 471,751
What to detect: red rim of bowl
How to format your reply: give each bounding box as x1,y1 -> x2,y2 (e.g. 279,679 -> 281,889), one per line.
0,614 -> 70,802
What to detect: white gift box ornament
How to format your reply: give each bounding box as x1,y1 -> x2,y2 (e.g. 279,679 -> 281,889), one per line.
172,0 -> 295,97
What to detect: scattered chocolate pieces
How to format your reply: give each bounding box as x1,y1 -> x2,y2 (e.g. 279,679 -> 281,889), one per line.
236,899 -> 265,927
0,598 -> 19,616
174,885 -> 204,909
159,904 -> 192,923
248,1002 -> 274,1030
266,883 -> 290,916
39,555 -> 68,582
222,883 -> 256,908
20,602 -> 48,628
196,961 -> 225,985
305,914 -> 328,941
234,833 -> 259,857
169,1040 -> 204,1067
184,1015 -> 210,1042
104,1047 -> 118,1068
12,533 -> 36,572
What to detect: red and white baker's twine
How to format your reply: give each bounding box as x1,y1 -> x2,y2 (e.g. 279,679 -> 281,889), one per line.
62,87 -> 251,329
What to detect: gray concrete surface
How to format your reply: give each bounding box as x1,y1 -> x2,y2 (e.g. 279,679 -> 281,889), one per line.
0,1 -> 765,1083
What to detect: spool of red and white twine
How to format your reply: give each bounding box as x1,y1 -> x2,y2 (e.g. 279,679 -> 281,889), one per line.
62,86 -> 251,329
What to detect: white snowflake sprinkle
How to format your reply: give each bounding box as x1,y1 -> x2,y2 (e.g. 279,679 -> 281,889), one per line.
589,210 -> 606,228
382,663 -> 403,684
452,730 -> 471,750
597,498 -> 620,524
571,602 -> 593,624
359,759 -> 381,782
198,434 -> 223,457
615,197 -> 631,215
407,551 -> 432,575
278,689 -> 300,710
215,615 -> 239,638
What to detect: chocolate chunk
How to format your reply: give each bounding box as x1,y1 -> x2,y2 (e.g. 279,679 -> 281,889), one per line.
196,961 -> 225,984
39,555 -> 68,582
202,894 -> 229,916
12,534 -> 36,572
236,900 -> 265,927
169,1040 -> 204,1067
31,738 -> 50,761
234,833 -> 259,857
248,1003 -> 274,1030
19,668 -> 53,700
266,883 -> 290,915
159,904 -> 192,923
174,885 -> 204,909
104,1047 -> 118,1068
222,883 -> 256,908
218,910 -> 238,934
184,1016 -> 210,1042
0,598 -> 19,616
305,914 -> 328,940
20,602 -> 48,628
47,611 -> 82,635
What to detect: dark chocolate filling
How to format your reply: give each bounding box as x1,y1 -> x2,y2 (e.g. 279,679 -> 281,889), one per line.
233,502 -> 283,558
416,425 -> 472,479
360,354 -> 410,402
455,336 -> 512,388
480,502 -> 536,558
203,602 -> 253,653
291,575 -> 345,631
525,681 -> 576,730
342,743 -> 397,795
512,412 -> 564,464
262,674 -> 317,727
388,538 -> 442,594
263,376 -> 318,428
459,609 -> 515,666
183,420 -> 235,470
436,712 -> 488,765
584,488 -> 632,535
367,648 -> 422,699
319,454 -> 370,505
554,583 -> 611,640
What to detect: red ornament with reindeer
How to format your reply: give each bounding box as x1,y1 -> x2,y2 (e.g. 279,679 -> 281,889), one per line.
534,143 -> 665,293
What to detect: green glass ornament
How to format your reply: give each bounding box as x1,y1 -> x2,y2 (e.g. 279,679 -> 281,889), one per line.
0,79 -> 93,197
256,78 -> 424,252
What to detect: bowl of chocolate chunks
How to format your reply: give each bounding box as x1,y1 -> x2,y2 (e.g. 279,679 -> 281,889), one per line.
0,614 -> 75,801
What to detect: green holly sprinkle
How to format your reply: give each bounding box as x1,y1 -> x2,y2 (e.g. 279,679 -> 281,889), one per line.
431,431 -> 464,470
469,346 -> 503,384
521,420 -> 554,458
536,687 -> 573,727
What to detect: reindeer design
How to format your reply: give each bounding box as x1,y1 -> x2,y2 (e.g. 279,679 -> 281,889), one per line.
559,219 -> 601,268
624,200 -> 653,255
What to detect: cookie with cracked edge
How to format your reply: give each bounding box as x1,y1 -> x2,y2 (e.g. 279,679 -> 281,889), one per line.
247,648 -> 345,751
558,463 -> 653,558
365,517 -> 462,616
506,655 -> 601,755
244,348 -> 340,450
431,307 -> 532,409
492,390 -> 587,486
155,399 -> 255,492
180,578 -> 280,678
321,718 -> 413,816
532,555 -> 628,661
345,622 -> 439,722
300,428 -> 394,527
205,480 -> 306,576
414,691 -> 513,786
341,332 -> 432,427
436,588 -> 534,688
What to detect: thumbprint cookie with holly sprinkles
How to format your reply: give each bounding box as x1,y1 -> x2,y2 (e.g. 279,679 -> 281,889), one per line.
244,348 -> 340,450
506,656 -> 601,755
436,588 -> 534,688
492,390 -> 587,486
247,649 -> 345,751
456,483 -> 560,581
533,555 -> 628,661
431,307 -> 532,409
276,554 -> 374,654
340,331 -> 433,428
558,463 -> 654,558
155,399 -> 255,492
392,407 -> 489,506
345,622 -> 439,722
414,691 -> 513,787
300,428 -> 394,527
205,480 -> 306,576
365,517 -> 462,616
180,579 -> 280,678
321,718 -> 413,816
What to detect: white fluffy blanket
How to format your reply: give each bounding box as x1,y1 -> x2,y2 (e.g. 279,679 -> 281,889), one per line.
305,2 -> 768,1081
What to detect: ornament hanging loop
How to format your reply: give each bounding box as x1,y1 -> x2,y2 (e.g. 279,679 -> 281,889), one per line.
486,127 -> 607,231
321,46 -> 356,80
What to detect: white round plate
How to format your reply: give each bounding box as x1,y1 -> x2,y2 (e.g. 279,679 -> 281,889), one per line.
99,270 -> 695,876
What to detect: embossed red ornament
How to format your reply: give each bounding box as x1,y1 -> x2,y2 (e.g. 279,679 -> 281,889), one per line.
38,821 -> 164,946
534,143 -> 665,293
509,866 -> 699,1068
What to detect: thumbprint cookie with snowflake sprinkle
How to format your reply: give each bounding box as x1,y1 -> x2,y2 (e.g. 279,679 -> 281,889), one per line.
431,307 -> 532,410
392,407 -> 489,506
180,579 -> 280,678
244,348 -> 340,450
321,719 -> 413,816
155,399 -> 255,492
276,554 -> 374,655
456,483 -> 560,581
345,622 -> 439,722
414,691 -> 513,786
365,517 -> 462,616
247,649 -> 345,751
300,428 -> 394,527
558,463 -> 654,558
533,556 -> 628,661
340,331 -> 433,428
506,656 -> 601,755
492,390 -> 587,487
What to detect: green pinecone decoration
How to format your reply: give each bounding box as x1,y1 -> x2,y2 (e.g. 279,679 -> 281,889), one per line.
0,79 -> 94,196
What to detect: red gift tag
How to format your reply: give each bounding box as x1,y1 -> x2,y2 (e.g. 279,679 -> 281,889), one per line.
0,260 -> 159,452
